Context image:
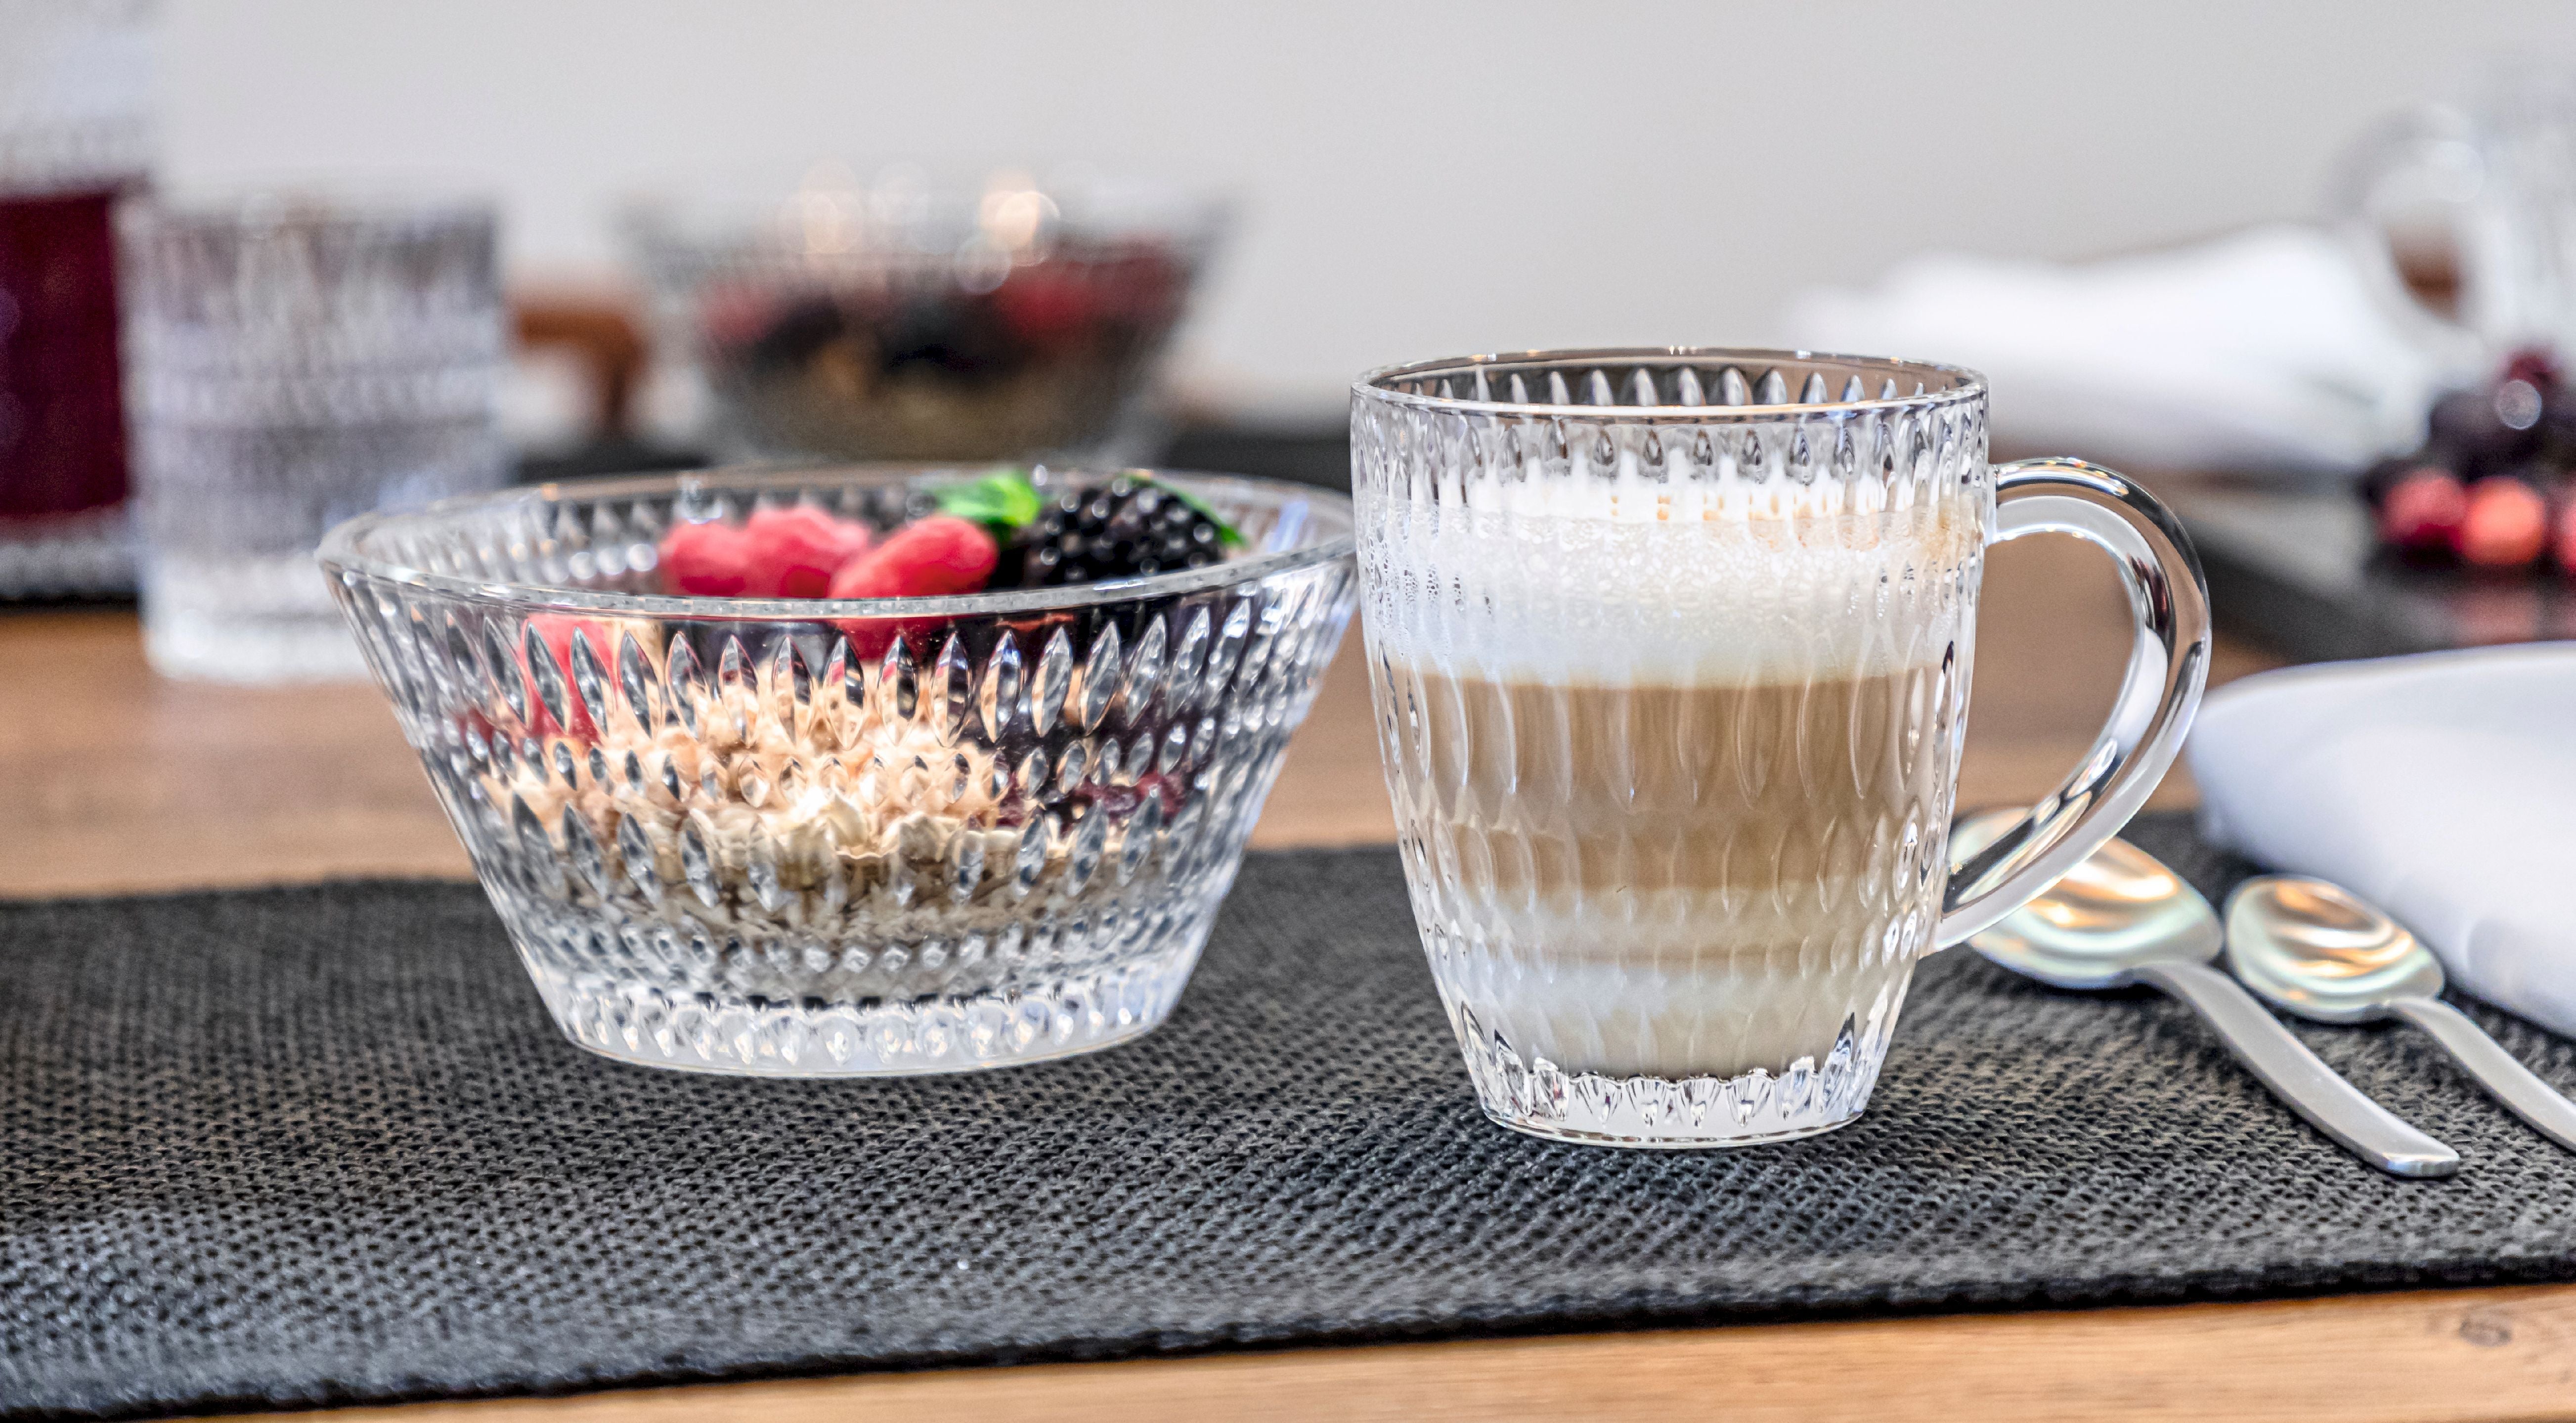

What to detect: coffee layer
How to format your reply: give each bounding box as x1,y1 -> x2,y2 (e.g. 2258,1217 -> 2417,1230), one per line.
1382,667 -> 1955,897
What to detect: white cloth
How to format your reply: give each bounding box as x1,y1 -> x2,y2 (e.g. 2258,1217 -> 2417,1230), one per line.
1784,224 -> 2444,477
2186,645 -> 2576,1035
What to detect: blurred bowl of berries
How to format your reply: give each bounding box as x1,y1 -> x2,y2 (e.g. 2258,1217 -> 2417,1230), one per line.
318,464 -> 1354,1075
2362,348 -> 2576,575
628,167 -> 1224,464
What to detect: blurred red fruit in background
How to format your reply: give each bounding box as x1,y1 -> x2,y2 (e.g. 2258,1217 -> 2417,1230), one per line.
2377,470 -> 2469,554
2461,477 -> 2549,568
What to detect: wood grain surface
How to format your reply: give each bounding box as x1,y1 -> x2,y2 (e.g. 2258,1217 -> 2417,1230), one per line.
300,1286 -> 2576,1423
0,537 -> 2261,896
16,535 -> 2571,1423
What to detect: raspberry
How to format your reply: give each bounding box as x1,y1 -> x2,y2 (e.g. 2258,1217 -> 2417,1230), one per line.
827,515 -> 1000,599
659,519 -> 756,596
741,504 -> 873,598
2461,477 -> 2548,567
2377,470 -> 2468,554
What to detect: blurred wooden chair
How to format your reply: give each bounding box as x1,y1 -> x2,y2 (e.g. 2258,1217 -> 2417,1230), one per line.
511,292 -> 649,443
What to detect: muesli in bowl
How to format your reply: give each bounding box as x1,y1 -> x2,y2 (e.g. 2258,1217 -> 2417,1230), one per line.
319,465 -> 1355,1075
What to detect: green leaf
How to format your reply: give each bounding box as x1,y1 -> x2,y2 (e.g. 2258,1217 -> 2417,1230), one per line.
933,468 -> 1045,530
1149,478 -> 1245,547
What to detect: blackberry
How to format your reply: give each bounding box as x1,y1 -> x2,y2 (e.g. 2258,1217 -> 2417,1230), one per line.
741,298 -> 848,371
934,469 -> 1241,587
1022,477 -> 1229,586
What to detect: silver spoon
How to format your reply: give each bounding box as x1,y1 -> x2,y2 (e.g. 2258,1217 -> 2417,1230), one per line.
1952,811 -> 2458,1178
2227,876 -> 2576,1154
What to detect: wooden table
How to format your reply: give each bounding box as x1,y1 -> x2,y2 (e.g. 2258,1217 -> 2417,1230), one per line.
9,537 -> 2572,1423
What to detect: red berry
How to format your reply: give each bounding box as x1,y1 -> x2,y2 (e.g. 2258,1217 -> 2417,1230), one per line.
742,504 -> 873,598
830,615 -> 923,665
828,516 -> 999,599
989,267 -> 1103,351
2461,477 -> 2549,568
659,520 -> 756,596
2503,347 -> 2562,389
2554,495 -> 2576,577
2378,470 -> 2468,553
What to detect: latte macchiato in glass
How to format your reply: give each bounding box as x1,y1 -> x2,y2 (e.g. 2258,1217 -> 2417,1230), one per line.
1353,351 -> 2209,1147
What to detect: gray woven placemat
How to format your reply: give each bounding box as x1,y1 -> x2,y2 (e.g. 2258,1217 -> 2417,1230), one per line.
6,814 -> 2576,1419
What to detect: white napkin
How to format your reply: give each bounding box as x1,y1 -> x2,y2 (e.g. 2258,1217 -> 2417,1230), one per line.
2186,645 -> 2576,1035
1784,224 -> 2444,477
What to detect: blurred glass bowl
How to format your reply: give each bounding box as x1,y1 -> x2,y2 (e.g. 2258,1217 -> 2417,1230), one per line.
628,168 -> 1226,464
319,465 -> 1354,1075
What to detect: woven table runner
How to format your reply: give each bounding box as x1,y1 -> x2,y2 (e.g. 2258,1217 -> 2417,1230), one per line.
6,813 -> 2576,1418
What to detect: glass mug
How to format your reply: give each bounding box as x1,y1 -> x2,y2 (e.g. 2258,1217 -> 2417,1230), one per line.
1351,349 -> 2210,1148
2339,74 -> 2576,377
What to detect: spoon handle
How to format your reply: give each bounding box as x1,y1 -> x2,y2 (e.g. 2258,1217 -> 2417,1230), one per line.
2131,960 -> 2460,1178
2389,995 -> 2576,1154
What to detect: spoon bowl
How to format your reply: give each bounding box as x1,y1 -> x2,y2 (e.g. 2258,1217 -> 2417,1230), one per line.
2225,878 -> 2446,1025
1950,809 -> 2221,988
2227,875 -> 2576,1155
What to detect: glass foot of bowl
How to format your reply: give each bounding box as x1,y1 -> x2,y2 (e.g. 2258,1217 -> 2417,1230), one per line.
528,957 -> 1199,1076
490,881 -> 1222,1075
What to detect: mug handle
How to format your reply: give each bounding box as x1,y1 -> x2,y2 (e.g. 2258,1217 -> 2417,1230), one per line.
1936,458 -> 2213,946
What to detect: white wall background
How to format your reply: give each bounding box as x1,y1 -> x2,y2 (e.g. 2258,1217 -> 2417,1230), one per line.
159,0 -> 2576,421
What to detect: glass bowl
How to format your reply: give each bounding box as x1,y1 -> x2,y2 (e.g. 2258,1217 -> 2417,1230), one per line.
627,169 -> 1226,463
318,466 -> 1355,1075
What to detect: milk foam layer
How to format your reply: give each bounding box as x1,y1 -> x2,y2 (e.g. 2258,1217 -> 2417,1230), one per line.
1359,493 -> 1981,685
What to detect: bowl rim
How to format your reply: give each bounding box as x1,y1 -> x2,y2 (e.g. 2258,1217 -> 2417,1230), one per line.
618,166 -> 1235,243
1353,346 -> 1988,419
317,464 -> 1355,619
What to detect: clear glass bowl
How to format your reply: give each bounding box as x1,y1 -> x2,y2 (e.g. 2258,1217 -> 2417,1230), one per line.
319,466 -> 1355,1075
627,169 -> 1225,464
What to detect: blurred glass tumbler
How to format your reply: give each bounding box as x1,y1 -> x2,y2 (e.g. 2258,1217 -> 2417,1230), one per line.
320,467 -> 1355,1075
125,196 -> 503,681
1352,350 -> 2212,1147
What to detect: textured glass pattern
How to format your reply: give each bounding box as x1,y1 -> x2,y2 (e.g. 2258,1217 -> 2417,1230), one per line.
126,199 -> 505,681
1354,350 -> 1991,1146
324,468 -> 1355,1076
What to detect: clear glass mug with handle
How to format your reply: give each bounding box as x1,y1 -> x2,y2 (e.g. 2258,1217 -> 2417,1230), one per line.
1352,349 -> 2210,1148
